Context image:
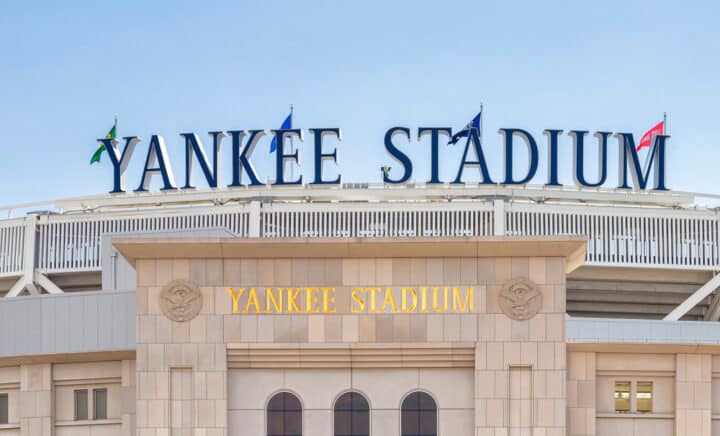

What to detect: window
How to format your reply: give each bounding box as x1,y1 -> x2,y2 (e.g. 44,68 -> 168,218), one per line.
267,392 -> 302,436
636,381 -> 653,413
93,389 -> 107,420
74,389 -> 88,421
0,393 -> 7,424
334,391 -> 370,436
614,381 -> 631,412
401,391 -> 437,436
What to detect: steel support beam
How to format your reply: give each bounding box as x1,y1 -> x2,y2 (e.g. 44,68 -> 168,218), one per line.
705,291 -> 720,321
664,273 -> 720,321
34,271 -> 63,294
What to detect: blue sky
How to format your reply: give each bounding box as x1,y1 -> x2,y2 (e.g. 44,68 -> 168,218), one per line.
0,0 -> 718,205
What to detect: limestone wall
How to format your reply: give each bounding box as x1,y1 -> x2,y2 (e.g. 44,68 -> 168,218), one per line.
133,252 -> 567,436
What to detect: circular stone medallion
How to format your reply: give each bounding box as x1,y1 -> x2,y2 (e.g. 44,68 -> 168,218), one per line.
159,279 -> 203,322
498,278 -> 543,320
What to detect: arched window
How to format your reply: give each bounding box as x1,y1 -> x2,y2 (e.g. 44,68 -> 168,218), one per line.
334,391 -> 370,436
267,392 -> 302,436
401,391 -> 437,436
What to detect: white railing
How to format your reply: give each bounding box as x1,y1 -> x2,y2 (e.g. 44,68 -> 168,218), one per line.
1,190 -> 719,280
0,219 -> 25,277
506,204 -> 720,269
260,203 -> 494,239
37,206 -> 250,273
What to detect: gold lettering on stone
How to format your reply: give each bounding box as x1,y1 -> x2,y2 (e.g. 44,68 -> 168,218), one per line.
453,287 -> 474,312
244,288 -> 261,313
227,286 -> 475,314
401,287 -> 417,313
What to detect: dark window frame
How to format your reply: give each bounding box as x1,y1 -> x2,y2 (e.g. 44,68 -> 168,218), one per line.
401,391 -> 437,436
0,393 -> 8,424
267,391 -> 303,436
333,391 -> 370,436
74,389 -> 89,421
93,388 -> 108,420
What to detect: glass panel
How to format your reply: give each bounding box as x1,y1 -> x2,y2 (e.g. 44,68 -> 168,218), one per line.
285,393 -> 302,412
351,409 -> 369,435
334,410 -> 351,435
335,393 -> 352,410
637,381 -> 653,413
267,392 -> 302,436
401,410 -> 419,435
419,410 -> 437,436
418,392 -> 436,411
403,392 -> 419,409
268,394 -> 285,411
267,411 -> 285,435
0,393 -> 8,424
334,392 -> 369,436
74,390 -> 88,421
351,393 -> 369,410
614,381 -> 631,412
285,411 -> 302,436
402,392 -> 437,436
94,389 -> 107,420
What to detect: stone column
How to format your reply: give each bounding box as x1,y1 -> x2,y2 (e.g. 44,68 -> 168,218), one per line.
567,351 -> 596,436
19,363 -> 52,436
675,353 -> 711,436
121,359 -> 136,436
475,257 -> 567,436
135,258 -> 227,436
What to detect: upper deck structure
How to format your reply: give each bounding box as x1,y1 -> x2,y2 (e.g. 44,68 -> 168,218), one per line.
1,183 -> 718,320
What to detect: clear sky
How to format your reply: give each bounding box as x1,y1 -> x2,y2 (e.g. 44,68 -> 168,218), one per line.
1,0 -> 718,206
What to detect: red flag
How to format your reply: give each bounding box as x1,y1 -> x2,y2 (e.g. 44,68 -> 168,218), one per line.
636,121 -> 665,151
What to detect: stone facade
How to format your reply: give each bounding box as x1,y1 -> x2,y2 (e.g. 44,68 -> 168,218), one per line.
2,237 -> 720,436
128,238 -> 574,436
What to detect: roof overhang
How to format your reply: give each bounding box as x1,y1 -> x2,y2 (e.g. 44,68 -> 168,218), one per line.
113,235 -> 587,273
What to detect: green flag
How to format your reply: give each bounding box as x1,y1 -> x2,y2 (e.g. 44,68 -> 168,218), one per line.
90,119 -> 117,164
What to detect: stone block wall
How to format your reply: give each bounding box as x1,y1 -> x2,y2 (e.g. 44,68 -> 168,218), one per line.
676,354 -> 712,436
19,364 -> 51,436
134,253 -> 567,436
568,352 -> 596,436
475,257 -> 567,436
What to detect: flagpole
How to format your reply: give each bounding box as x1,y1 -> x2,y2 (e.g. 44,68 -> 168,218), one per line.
663,111 -> 667,135
289,104 -> 294,182
479,102 -> 484,146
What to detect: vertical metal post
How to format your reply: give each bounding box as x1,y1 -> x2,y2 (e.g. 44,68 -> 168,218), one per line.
7,214 -> 39,296
248,201 -> 261,238
22,215 -> 37,287
493,199 -> 506,236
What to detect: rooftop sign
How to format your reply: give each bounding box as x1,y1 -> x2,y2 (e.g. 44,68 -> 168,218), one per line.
96,124 -> 669,194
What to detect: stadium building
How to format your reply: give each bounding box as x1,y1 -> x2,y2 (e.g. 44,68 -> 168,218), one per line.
0,131 -> 719,436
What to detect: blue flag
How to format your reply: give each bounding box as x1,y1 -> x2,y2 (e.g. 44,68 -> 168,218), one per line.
448,111 -> 482,145
270,112 -> 293,152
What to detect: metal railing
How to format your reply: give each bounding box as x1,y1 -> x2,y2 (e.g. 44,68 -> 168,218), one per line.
0,187 -> 719,279
37,206 -> 251,274
506,203 -> 720,269
0,218 -> 25,277
261,202 -> 494,239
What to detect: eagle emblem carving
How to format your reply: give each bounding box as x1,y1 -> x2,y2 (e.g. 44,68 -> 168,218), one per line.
160,279 -> 203,322
498,278 -> 542,320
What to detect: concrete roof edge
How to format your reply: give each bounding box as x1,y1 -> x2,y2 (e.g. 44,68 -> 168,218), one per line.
112,235 -> 587,264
